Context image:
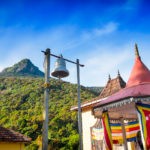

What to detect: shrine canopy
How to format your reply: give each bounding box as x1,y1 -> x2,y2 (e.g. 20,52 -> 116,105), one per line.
94,44 -> 150,120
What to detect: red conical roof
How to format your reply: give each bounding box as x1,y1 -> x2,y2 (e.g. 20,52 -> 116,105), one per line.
126,44 -> 150,87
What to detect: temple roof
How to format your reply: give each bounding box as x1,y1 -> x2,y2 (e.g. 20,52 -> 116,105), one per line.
0,126 -> 31,143
94,44 -> 150,107
71,73 -> 126,111
99,72 -> 126,98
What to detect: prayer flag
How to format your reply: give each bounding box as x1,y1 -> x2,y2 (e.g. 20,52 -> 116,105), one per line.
136,103 -> 150,149
102,111 -> 113,150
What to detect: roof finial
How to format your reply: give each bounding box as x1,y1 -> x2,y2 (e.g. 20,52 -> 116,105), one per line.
135,43 -> 140,57
118,70 -> 120,77
108,74 -> 111,81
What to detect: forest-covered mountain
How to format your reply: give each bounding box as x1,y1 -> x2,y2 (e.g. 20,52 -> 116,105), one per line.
86,86 -> 103,94
0,59 -> 44,77
0,59 -> 102,149
0,77 -> 98,149
0,58 -> 102,95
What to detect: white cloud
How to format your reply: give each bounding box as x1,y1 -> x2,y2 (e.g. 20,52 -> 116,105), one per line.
61,22 -> 118,51
1,22 -> 150,87
81,46 -> 133,86
0,23 -> 133,87
64,44 -> 133,86
93,22 -> 118,36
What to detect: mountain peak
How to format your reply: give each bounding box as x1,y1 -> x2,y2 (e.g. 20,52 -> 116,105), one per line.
0,59 -> 44,77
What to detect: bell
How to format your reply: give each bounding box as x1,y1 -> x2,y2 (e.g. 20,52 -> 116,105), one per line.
51,54 -> 69,78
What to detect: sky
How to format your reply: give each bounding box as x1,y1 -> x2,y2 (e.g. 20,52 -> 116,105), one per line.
0,0 -> 150,86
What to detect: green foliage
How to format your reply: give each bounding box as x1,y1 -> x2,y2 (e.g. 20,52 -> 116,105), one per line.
25,143 -> 39,150
0,77 -> 97,149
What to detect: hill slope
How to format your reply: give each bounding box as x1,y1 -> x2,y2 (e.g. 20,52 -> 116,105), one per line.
86,86 -> 103,95
0,77 -> 97,150
0,59 -> 44,77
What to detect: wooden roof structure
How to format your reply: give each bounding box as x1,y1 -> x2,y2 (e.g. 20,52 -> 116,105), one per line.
0,126 -> 31,143
99,72 -> 126,99
71,72 -> 126,111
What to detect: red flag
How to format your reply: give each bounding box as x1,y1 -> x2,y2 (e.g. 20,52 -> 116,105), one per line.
136,103 -> 150,149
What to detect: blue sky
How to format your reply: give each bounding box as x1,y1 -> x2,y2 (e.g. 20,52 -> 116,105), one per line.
0,0 -> 150,86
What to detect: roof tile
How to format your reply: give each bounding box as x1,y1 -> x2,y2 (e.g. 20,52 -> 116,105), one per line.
0,126 -> 31,143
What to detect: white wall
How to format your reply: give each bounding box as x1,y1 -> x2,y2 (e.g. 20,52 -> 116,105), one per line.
82,109 -> 97,150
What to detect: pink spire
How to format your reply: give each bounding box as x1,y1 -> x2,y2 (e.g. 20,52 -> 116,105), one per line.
126,44 -> 150,87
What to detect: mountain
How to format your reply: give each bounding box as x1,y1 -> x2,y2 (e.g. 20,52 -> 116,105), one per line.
86,86 -> 103,95
0,77 -> 97,150
0,59 -> 44,77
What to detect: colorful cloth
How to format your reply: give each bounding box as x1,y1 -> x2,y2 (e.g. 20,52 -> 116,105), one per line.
111,121 -> 140,144
102,111 -> 113,150
136,103 -> 150,150
91,127 -> 103,140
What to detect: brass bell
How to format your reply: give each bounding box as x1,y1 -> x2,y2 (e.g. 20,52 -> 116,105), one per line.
51,54 -> 69,78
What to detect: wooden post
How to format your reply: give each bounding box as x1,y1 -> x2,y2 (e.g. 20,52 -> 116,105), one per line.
77,59 -> 83,150
42,49 -> 50,150
120,117 -> 128,150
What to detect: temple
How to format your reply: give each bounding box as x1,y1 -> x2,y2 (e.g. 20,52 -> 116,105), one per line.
71,44 -> 150,150
71,66 -> 126,149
